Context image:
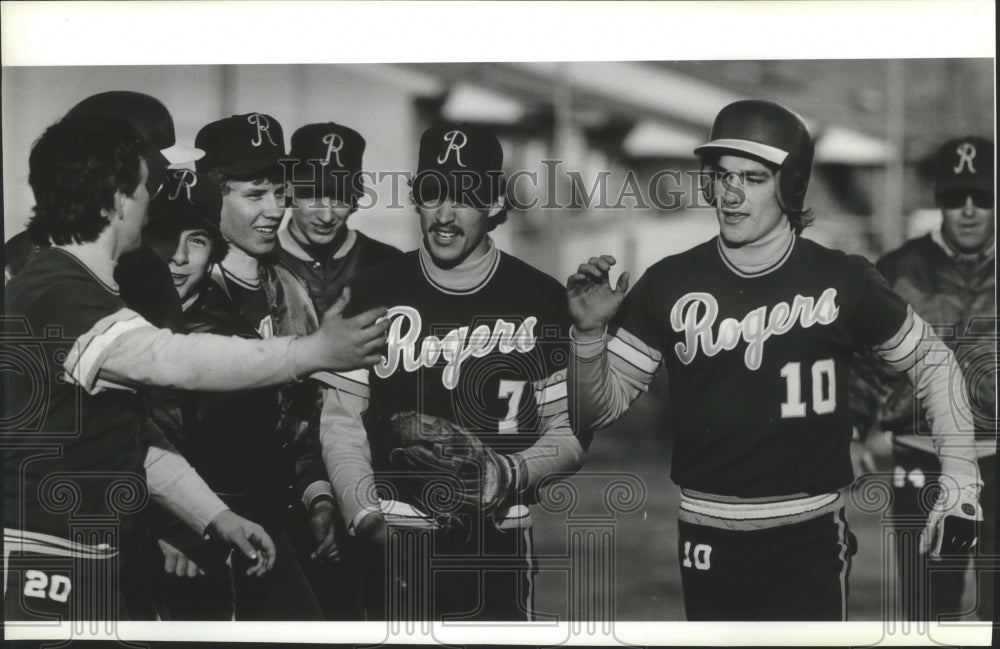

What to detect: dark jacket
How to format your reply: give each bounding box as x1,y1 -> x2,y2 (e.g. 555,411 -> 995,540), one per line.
274,228 -> 402,315
851,233 -> 996,446
149,280 -> 327,553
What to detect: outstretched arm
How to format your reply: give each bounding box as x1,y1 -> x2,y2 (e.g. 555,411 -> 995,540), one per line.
66,288 -> 389,395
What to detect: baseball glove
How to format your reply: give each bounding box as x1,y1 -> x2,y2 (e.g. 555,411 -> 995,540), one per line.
388,412 -> 514,516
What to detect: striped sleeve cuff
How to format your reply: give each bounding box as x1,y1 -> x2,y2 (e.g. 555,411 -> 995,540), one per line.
311,368 -> 370,398
302,480 -> 335,508
63,308 -> 155,394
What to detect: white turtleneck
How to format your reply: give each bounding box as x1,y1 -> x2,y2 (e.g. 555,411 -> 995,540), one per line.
418,237 -> 499,293
717,221 -> 795,275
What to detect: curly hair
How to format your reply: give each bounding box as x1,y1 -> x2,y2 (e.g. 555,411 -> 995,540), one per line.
27,115 -> 146,246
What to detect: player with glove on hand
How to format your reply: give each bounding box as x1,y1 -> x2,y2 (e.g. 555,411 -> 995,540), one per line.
319,126 -> 585,621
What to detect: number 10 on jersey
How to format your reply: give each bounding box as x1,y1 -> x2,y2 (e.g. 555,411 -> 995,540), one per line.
779,359 -> 835,418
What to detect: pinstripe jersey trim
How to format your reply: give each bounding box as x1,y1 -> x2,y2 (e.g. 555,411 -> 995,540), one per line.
4,528 -> 118,559
678,489 -> 846,530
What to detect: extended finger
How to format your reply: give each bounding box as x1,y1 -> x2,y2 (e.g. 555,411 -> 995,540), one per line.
357,318 -> 390,342
359,335 -> 388,355
185,558 -> 200,578
174,556 -> 189,577
567,273 -> 596,289
577,263 -> 609,282
588,256 -> 615,273
358,353 -> 386,367
163,551 -> 177,574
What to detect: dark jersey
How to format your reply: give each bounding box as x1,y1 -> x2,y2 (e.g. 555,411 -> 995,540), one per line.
219,271 -> 274,338
335,250 -> 571,471
851,233 -> 996,443
614,237 -> 909,497
3,248 -> 152,538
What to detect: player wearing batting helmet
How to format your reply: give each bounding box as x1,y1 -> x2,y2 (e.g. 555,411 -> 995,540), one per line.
318,125 -> 585,621
566,99 -> 983,620
851,136 -> 995,621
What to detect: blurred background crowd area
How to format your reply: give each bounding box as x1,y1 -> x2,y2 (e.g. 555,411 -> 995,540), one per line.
3,59 -> 994,283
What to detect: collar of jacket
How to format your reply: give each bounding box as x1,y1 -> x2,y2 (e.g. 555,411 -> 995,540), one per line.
278,217 -> 358,264
931,228 -> 995,263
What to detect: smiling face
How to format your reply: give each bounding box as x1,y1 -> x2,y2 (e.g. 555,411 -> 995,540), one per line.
417,198 -> 491,268
711,154 -> 787,247
288,188 -> 354,248
938,191 -> 995,255
219,178 -> 285,256
168,227 -> 214,301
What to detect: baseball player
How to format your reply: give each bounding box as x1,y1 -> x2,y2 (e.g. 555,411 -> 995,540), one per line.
278,122 -> 402,315
565,100 -> 983,620
851,137 -> 995,621
3,114 -> 387,621
193,113 -> 357,618
139,170 -> 329,620
5,91 -> 200,332
276,122 -> 402,618
319,126 -> 585,621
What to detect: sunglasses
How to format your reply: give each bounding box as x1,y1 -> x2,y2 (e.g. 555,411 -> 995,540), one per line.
937,189 -> 994,209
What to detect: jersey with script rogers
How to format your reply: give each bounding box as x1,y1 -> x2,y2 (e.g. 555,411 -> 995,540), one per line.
613,236 -> 909,497
336,250 -> 571,468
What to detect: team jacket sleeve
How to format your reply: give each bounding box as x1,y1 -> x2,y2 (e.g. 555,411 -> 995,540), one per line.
854,268 -> 981,487
62,308 -> 302,394
569,273 -> 665,433
316,369 -> 378,529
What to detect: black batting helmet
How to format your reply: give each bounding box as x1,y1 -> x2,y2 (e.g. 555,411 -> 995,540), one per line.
695,99 -> 814,218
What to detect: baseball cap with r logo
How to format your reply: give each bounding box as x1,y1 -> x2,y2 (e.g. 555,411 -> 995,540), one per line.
195,113 -> 286,178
